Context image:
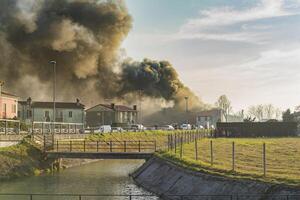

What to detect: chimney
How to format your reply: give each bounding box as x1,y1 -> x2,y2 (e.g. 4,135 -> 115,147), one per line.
133,105 -> 137,110
76,98 -> 80,106
111,103 -> 115,109
27,97 -> 32,106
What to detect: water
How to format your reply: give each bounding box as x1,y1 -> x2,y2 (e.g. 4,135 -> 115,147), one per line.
0,159 -> 159,200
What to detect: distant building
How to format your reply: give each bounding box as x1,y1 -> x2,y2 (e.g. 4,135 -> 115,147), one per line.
18,98 -> 85,124
0,81 -> 18,119
86,103 -> 138,127
196,108 -> 243,128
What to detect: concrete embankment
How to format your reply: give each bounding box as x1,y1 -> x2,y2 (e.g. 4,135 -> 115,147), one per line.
132,156 -> 300,199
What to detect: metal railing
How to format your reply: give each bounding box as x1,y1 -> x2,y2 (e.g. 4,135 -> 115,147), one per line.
0,119 -> 21,134
0,194 -> 299,200
32,121 -> 84,135
50,140 -> 157,153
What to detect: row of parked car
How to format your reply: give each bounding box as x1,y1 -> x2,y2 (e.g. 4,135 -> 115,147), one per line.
86,123 -> 202,133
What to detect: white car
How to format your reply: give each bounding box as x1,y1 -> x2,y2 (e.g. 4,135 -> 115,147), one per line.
163,125 -> 175,130
180,124 -> 192,130
95,125 -> 111,133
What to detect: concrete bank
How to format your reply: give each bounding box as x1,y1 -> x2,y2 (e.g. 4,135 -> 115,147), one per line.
132,156 -> 300,199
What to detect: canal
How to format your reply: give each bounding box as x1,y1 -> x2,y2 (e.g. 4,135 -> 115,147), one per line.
0,159 -> 159,200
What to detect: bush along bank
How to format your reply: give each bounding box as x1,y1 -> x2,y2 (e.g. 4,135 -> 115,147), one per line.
132,156 -> 300,200
0,140 -> 55,180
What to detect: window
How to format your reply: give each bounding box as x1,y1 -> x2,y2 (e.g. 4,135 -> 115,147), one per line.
12,104 -> 16,113
69,111 -> 73,118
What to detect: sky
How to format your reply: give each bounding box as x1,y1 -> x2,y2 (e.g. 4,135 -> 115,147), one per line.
122,0 -> 300,112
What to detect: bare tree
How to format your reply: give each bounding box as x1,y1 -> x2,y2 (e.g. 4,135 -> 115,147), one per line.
248,104 -> 281,121
215,95 -> 232,122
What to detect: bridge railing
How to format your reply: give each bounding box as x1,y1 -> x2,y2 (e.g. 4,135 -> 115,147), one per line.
50,140 -> 157,153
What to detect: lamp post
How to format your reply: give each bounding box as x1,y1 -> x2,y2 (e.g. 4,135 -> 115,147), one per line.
184,96 -> 189,113
50,61 -> 56,124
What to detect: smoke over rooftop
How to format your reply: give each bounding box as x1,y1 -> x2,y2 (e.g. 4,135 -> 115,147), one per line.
0,0 -> 203,111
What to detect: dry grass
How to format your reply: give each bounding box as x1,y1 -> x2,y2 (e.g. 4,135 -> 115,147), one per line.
161,137 -> 300,185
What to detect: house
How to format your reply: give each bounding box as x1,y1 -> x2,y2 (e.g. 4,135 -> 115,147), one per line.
196,108 -> 243,128
0,81 -> 18,119
18,98 -> 85,124
86,103 -> 138,127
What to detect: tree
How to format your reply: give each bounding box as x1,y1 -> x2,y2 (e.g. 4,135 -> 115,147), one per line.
247,104 -> 281,121
215,95 -> 232,122
282,109 -> 295,122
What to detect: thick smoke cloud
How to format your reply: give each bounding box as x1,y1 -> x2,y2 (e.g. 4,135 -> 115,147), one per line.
0,0 -> 203,111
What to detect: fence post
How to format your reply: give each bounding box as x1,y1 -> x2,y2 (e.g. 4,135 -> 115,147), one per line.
180,136 -> 183,158
124,141 -> 126,152
83,140 -> 86,152
56,140 -> 59,152
154,140 -> 157,152
195,139 -> 198,160
110,141 -> 112,152
174,134 -> 177,154
43,135 -> 46,152
232,141 -> 235,172
96,141 -> 99,152
138,140 -> 141,152
263,143 -> 266,176
70,141 -> 72,152
210,140 -> 213,166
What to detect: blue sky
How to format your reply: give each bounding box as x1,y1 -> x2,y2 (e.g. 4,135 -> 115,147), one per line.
123,0 -> 300,111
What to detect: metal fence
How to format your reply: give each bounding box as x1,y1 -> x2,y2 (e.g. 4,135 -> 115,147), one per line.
0,119 -> 21,134
0,194 -> 299,200
32,122 -> 84,134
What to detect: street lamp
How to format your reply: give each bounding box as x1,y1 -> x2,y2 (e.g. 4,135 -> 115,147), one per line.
50,61 -> 56,123
184,96 -> 189,113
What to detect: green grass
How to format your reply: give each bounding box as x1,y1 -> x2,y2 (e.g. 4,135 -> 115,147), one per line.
160,137 -> 300,186
0,140 -> 54,180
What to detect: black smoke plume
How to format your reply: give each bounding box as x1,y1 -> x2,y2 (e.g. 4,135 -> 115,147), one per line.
0,0 -> 203,111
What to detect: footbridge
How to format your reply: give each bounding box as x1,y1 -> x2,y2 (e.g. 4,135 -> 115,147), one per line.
44,139 -> 157,160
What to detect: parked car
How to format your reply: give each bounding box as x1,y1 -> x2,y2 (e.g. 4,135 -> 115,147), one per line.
95,125 -> 111,133
162,125 -> 175,130
180,124 -> 192,130
131,124 -> 145,131
111,127 -> 124,132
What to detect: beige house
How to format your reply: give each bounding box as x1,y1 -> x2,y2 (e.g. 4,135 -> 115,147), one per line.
86,103 -> 138,127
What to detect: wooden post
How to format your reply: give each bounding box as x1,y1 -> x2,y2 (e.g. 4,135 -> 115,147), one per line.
96,141 -> 99,152
60,124 -> 62,134
83,140 -> 86,152
68,124 -> 70,134
210,140 -> 213,166
43,135 -> 46,152
56,140 -> 59,152
70,141 -> 72,152
232,141 -> 235,172
124,141 -> 126,152
154,140 -> 157,152
263,143 -> 266,177
174,134 -> 177,154
75,124 -> 77,134
138,141 -> 141,152
180,136 -> 183,158
110,141 -> 112,152
195,139 -> 198,160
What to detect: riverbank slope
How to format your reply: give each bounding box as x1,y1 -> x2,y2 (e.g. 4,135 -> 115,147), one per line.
132,156 -> 300,199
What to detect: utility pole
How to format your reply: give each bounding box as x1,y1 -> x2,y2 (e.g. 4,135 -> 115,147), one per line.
139,90 -> 143,124
184,96 -> 189,123
50,61 -> 56,124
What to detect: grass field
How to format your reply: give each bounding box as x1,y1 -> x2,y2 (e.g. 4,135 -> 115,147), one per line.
160,137 -> 300,185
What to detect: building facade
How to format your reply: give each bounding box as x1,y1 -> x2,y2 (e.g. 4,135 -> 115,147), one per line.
196,109 -> 243,128
18,98 -> 85,124
86,103 -> 138,127
0,82 -> 18,119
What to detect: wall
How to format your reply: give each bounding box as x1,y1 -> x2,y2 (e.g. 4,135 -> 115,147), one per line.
0,96 -> 18,119
132,157 -> 300,199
